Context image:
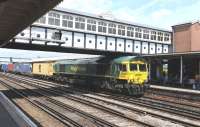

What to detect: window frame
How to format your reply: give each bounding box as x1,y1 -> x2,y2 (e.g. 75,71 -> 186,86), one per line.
108,23 -> 116,34
87,19 -> 96,32
48,12 -> 60,26
150,31 -> 157,41
143,29 -> 150,40
135,27 -> 142,38
127,26 -> 134,37
98,21 -> 107,33
62,14 -> 73,28
118,24 -> 125,36
75,16 -> 85,30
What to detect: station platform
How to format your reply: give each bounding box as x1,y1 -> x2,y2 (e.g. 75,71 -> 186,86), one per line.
0,102 -> 18,127
150,85 -> 200,95
0,92 -> 37,127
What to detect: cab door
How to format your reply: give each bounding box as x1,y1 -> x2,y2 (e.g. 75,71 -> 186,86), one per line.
118,64 -> 128,80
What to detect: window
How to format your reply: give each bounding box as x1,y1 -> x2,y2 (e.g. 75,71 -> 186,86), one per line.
87,19 -> 96,31
139,64 -> 146,71
135,28 -> 142,38
164,33 -> 170,42
75,17 -> 85,30
98,21 -> 107,33
108,23 -> 116,34
62,15 -> 73,28
151,31 -> 156,40
118,25 -> 125,36
157,32 -> 163,41
130,64 -> 137,71
127,27 -> 134,37
143,29 -> 149,39
119,64 -> 127,71
36,16 -> 46,24
48,12 -> 60,26
52,32 -> 61,40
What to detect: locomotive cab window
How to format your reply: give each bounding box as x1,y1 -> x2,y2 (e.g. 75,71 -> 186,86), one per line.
130,64 -> 138,71
139,64 -> 147,71
118,64 -> 127,72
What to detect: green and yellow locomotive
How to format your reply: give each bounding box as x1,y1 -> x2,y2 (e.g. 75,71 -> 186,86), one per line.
53,56 -> 149,95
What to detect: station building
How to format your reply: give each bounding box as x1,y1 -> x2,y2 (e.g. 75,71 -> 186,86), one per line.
147,21 -> 200,89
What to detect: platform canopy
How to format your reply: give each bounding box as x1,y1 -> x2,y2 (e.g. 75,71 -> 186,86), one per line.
0,0 -> 63,47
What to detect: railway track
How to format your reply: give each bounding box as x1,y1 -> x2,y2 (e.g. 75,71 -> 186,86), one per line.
2,73 -> 200,127
0,73 -> 154,127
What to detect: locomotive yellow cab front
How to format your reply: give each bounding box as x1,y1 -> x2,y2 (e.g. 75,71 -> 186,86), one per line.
118,61 -> 148,85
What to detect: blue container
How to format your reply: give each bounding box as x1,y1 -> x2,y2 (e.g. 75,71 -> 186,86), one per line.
1,64 -> 8,72
14,63 -> 32,74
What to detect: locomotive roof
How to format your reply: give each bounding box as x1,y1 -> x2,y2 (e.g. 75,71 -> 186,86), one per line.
112,56 -> 137,63
54,56 -> 144,64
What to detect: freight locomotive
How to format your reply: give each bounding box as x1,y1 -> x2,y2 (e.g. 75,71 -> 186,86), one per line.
0,56 -> 149,95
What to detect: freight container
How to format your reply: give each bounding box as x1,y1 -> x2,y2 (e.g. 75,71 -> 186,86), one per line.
0,64 -> 8,72
8,64 -> 14,72
32,62 -> 54,76
14,63 -> 32,74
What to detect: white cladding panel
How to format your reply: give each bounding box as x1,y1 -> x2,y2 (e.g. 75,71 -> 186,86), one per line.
61,31 -> 72,47
15,28 -> 30,43
156,44 -> 162,54
142,42 -> 148,54
116,38 -> 124,52
134,41 -> 141,53
46,29 -> 60,46
149,43 -> 156,54
163,45 -> 169,53
107,37 -> 116,51
86,34 -> 95,49
125,40 -> 133,53
74,33 -> 84,48
97,36 -> 106,50
31,27 -> 46,45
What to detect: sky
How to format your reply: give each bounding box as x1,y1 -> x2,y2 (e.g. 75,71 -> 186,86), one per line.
0,0 -> 200,61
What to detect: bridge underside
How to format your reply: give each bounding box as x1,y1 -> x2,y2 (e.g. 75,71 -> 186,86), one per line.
4,42 -> 137,56
0,0 -> 63,47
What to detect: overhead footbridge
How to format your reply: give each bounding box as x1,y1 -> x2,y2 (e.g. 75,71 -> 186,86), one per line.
0,0 -> 63,47
2,6 -> 172,55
